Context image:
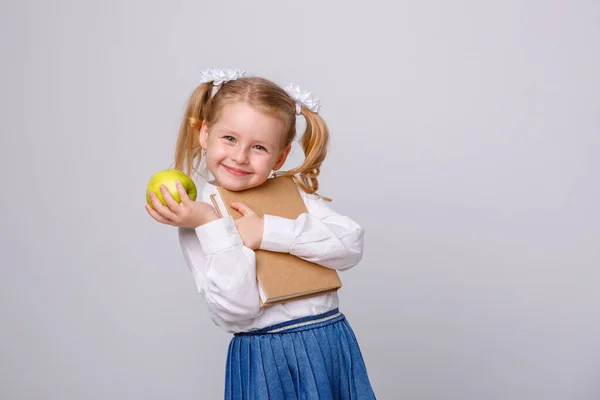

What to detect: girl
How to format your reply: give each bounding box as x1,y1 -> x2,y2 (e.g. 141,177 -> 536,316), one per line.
145,68 -> 376,399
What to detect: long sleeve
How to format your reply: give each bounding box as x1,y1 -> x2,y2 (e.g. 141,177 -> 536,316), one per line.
259,190 -> 364,271
178,216 -> 263,326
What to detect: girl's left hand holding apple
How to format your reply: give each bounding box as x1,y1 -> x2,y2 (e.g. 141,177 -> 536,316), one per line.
145,181 -> 218,228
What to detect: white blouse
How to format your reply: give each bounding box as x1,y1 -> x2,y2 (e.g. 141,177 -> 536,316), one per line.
177,179 -> 365,333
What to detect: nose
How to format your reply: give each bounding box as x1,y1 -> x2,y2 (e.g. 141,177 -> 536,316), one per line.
231,147 -> 249,164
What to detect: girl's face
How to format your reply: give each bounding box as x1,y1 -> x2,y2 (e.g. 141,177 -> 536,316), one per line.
200,101 -> 291,191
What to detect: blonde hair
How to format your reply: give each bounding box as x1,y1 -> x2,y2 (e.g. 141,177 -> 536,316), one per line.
174,77 -> 330,198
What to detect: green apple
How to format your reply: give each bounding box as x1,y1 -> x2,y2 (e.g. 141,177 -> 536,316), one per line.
146,169 -> 197,208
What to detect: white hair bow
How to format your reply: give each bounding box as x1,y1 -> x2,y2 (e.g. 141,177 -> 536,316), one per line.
200,68 -> 245,95
284,84 -> 322,115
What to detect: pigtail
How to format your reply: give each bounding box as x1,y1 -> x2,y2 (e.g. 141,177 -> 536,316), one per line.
282,108 -> 331,201
174,83 -> 214,177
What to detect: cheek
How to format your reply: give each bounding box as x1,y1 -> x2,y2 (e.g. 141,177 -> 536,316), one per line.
206,145 -> 227,163
253,155 -> 277,172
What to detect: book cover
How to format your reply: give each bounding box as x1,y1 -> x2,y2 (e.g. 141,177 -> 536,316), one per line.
212,176 -> 342,306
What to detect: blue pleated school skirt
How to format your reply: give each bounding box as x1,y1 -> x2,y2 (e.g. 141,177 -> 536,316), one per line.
225,309 -> 376,399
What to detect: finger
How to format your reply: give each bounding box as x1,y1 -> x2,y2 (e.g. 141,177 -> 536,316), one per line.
230,201 -> 256,216
145,204 -> 173,225
175,181 -> 190,204
159,184 -> 182,211
149,191 -> 178,221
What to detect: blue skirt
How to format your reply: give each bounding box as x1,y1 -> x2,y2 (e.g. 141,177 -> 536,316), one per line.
225,309 -> 376,399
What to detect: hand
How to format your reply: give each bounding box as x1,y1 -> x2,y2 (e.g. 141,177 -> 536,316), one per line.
230,202 -> 264,250
145,181 -> 219,228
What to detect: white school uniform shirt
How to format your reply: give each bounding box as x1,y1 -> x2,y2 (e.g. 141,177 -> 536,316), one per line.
177,179 -> 364,334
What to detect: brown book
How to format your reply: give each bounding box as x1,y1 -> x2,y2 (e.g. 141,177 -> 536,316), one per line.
210,176 -> 342,307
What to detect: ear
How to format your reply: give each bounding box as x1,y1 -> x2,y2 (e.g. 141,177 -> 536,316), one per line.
273,144 -> 292,170
199,124 -> 209,149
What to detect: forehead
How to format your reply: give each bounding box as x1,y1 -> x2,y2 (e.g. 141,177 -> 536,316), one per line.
213,101 -> 286,145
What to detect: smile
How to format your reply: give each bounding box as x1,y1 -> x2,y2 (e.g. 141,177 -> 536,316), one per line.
222,165 -> 251,176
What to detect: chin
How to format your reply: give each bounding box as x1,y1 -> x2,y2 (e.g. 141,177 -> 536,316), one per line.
217,176 -> 259,191
225,178 -> 270,192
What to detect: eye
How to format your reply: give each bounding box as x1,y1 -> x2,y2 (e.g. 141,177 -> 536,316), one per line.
253,145 -> 267,152
223,135 -> 236,142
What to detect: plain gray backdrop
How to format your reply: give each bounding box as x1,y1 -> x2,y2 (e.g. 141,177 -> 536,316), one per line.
1,0 -> 599,399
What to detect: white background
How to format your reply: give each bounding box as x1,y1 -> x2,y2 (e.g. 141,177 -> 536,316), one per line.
1,0 -> 599,398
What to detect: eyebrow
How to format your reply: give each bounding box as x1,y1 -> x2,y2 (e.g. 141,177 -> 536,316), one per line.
219,128 -> 240,136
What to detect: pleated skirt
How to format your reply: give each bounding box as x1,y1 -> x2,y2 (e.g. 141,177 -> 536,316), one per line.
225,309 -> 376,399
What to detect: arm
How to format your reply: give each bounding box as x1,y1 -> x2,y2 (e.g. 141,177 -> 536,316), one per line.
146,181 -> 263,325
259,190 -> 364,271
178,216 -> 263,325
